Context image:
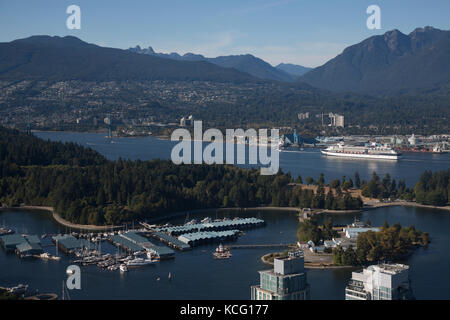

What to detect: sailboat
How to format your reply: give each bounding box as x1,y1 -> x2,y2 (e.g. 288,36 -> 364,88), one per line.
168,272 -> 172,280
61,281 -> 71,300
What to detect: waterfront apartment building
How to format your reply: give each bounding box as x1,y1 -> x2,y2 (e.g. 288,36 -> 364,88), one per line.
251,250 -> 310,300
345,263 -> 414,300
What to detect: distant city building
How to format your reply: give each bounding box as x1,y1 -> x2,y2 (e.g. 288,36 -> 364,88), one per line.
329,113 -> 344,127
180,115 -> 193,127
251,250 -> 310,300
345,263 -> 414,300
297,112 -> 310,120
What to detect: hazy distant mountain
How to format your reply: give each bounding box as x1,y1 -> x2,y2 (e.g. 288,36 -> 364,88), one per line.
129,46 -> 294,82
275,63 -> 312,77
300,26 -> 450,94
0,36 -> 257,83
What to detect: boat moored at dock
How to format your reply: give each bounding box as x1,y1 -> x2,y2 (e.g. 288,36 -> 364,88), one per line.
126,257 -> 157,267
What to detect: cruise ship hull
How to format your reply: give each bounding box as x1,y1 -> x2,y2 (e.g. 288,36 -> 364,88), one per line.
321,150 -> 400,160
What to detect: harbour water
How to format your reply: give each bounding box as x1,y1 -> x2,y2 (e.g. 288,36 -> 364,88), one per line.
0,131 -> 448,299
35,131 -> 450,186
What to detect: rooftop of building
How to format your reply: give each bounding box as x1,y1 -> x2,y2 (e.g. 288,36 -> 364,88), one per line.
259,269 -> 306,278
16,241 -> 43,253
0,234 -> 26,246
276,249 -> 304,261
151,231 -> 191,250
156,217 -> 264,233
368,263 -> 409,274
147,245 -> 174,256
109,234 -> 144,252
178,230 -> 239,243
121,231 -> 151,244
53,234 -> 92,250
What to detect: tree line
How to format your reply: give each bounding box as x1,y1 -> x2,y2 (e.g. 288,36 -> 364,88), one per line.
360,170 -> 449,206
333,222 -> 429,266
0,127 -> 363,225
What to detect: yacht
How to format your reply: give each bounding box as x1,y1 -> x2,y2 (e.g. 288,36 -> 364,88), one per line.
119,264 -> 128,272
0,227 -> 14,236
8,284 -> 28,295
126,258 -> 156,267
201,217 -> 212,224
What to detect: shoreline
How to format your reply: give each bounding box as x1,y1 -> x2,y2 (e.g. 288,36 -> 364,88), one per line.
260,252 -> 356,270
2,200 -> 448,231
362,200 -> 450,212
0,206 -> 121,231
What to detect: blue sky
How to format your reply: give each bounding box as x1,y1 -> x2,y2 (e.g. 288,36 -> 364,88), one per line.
1,0 -> 449,67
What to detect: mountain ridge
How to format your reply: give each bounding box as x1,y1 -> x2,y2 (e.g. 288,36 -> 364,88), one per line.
128,46 -> 298,82
0,35 -> 260,83
300,26 -> 450,94
275,63 -> 312,77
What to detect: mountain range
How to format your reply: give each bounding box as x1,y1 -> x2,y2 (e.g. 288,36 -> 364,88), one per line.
0,36 -> 257,83
128,45 -> 310,82
275,63 -> 312,77
300,26 -> 450,94
0,26 -> 449,95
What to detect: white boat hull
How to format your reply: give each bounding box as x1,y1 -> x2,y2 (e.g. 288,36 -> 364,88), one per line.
321,150 -> 400,160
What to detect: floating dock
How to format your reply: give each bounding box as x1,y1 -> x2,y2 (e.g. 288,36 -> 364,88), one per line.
109,231 -> 175,259
177,230 -> 240,247
109,234 -> 144,253
52,235 -> 93,254
147,231 -> 192,251
154,217 -> 265,236
0,234 -> 44,257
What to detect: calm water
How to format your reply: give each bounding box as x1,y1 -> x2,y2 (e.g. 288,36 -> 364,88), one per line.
0,131 -> 448,299
1,207 -> 449,299
35,131 -> 450,186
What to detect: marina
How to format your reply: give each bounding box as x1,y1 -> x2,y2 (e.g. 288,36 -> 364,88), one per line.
1,206 -> 449,299
0,216 -> 267,276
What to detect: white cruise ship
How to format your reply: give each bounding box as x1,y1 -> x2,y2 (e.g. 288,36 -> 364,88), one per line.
321,142 -> 401,160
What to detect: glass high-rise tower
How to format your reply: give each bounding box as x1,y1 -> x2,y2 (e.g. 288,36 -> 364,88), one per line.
251,250 -> 310,300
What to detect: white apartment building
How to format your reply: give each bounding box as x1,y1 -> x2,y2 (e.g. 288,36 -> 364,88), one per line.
345,263 -> 413,300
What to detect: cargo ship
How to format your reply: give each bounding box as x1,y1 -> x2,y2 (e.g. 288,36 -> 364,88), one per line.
321,142 -> 401,160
